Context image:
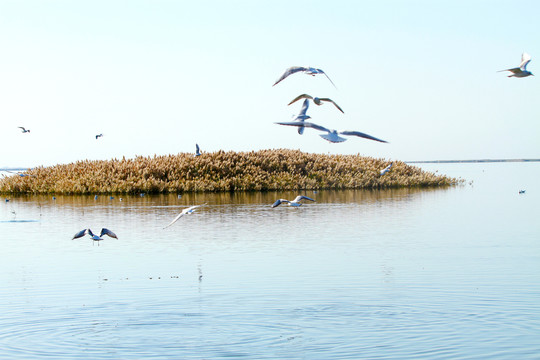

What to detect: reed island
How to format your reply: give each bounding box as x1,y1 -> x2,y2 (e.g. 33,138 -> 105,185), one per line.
0,149 -> 460,194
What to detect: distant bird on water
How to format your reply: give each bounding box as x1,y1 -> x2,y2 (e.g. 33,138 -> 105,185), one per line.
18,127 -> 30,133
275,121 -> 388,144
288,94 -> 344,114
164,204 -> 204,229
195,143 -> 201,157
273,66 -> 336,88
272,195 -> 315,208
6,170 -> 34,177
380,162 -> 393,176
499,52 -> 534,78
72,228 -> 118,245
96,134 -> 103,139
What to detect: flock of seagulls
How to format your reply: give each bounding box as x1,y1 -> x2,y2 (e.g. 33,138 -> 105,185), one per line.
11,53 -> 530,242
156,55 -> 535,232
71,192 -> 318,241
273,65 -> 388,144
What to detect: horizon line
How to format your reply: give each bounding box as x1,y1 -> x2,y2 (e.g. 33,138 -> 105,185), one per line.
406,159 -> 540,164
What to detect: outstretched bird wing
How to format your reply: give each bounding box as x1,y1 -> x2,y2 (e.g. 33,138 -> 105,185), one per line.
339,130 -> 388,143
72,229 -> 88,239
297,98 -> 310,117
164,205 -> 202,228
520,52 -> 532,70
275,121 -> 330,133
273,66 -> 307,86
499,67 -> 524,74
271,199 -> 289,208
319,98 -> 344,113
293,195 -> 315,203
100,228 -> 118,239
380,163 -> 393,175
317,69 -> 337,88
288,94 -> 313,106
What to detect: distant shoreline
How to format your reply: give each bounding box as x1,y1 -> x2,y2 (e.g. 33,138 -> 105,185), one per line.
406,159 -> 540,164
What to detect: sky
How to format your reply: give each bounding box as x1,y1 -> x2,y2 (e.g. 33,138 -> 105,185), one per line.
1,0 -> 539,168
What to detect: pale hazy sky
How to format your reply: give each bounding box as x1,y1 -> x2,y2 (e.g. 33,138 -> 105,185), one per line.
1,0 -> 539,168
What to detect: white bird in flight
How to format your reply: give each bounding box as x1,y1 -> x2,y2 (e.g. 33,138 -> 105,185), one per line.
272,195 -> 315,208
499,52 -> 534,77
72,228 -> 118,245
275,121 -> 388,144
288,94 -> 344,114
291,98 -> 311,135
273,66 -> 336,88
18,127 -> 30,133
380,162 -> 393,176
164,204 -> 204,228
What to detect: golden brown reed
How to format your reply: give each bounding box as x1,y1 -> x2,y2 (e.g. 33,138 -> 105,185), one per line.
0,149 -> 461,194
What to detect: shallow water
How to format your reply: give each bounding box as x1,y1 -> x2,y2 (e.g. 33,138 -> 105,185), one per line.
1,163 -> 539,359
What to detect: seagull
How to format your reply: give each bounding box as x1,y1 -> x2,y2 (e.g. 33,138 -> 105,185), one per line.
164,204 -> 204,228
275,121 -> 388,143
273,66 -> 336,88
288,94 -> 344,113
96,134 -> 103,139
195,143 -> 201,156
272,195 -> 315,208
18,127 -> 30,133
292,98 -> 311,135
380,162 -> 393,176
72,228 -> 118,245
499,52 -> 534,77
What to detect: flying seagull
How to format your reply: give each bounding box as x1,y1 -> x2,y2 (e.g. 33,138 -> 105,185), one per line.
72,228 -> 118,245
96,134 -> 103,139
288,94 -> 344,114
380,162 -> 393,176
195,143 -> 201,156
273,66 -> 336,88
164,204 -> 204,228
292,98 -> 311,135
272,195 -> 315,208
499,52 -> 534,77
275,121 -> 388,144
18,127 -> 30,133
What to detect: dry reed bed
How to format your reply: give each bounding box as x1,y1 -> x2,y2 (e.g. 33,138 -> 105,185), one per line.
0,149 -> 460,194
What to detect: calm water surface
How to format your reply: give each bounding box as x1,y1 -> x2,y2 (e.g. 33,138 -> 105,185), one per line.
1,163 -> 539,359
